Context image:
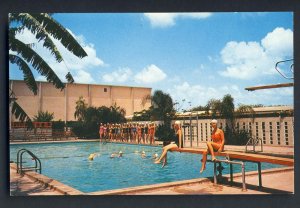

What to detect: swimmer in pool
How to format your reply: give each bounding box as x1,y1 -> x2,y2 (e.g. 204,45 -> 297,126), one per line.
152,153 -> 159,160
88,153 -> 97,160
141,151 -> 146,158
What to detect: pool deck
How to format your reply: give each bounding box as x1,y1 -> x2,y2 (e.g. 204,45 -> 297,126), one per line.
9,140 -> 294,195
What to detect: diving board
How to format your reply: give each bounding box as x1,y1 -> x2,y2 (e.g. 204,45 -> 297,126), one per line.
172,147 -> 294,166
245,83 -> 293,91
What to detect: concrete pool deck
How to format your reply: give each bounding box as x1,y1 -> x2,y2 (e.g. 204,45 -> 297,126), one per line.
9,140 -> 294,195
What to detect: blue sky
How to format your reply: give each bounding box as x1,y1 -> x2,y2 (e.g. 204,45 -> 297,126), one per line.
9,12 -> 294,111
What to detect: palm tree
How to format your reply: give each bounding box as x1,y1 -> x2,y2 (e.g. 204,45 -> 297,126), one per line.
220,94 -> 235,129
142,90 -> 175,123
32,111 -> 54,122
9,13 -> 88,125
74,96 -> 88,121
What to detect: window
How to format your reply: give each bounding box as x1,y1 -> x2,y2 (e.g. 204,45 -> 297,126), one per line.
284,122 -> 289,145
269,122 -> 273,145
256,122 -> 259,139
205,123 -> 208,141
201,123 -> 203,141
104,88 -> 107,92
248,122 -> 252,136
262,122 -> 266,144
276,122 -> 280,145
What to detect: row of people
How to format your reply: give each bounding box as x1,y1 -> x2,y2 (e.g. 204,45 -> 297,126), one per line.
99,122 -> 157,145
154,119 -> 225,174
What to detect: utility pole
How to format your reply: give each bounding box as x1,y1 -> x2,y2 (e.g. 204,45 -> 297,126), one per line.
189,101 -> 192,147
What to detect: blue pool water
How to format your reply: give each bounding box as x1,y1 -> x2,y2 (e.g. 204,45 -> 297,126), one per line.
10,142 -> 284,193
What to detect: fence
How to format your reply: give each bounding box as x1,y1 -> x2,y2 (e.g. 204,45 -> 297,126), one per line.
179,116 -> 294,147
10,122 -> 74,141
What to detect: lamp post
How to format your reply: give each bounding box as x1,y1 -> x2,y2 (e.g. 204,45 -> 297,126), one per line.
188,101 -> 192,147
9,91 -> 17,131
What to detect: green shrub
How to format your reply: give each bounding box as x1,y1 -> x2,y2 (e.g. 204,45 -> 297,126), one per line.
52,121 -> 65,131
71,121 -> 99,139
224,127 -> 251,145
33,110 -> 54,122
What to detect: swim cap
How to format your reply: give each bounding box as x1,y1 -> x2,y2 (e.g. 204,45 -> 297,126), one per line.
211,119 -> 218,124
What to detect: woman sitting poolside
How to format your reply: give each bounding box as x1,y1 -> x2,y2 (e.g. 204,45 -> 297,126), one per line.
200,119 -> 225,173
154,121 -> 182,164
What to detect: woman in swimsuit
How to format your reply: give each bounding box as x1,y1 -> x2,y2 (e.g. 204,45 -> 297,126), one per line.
200,119 -> 225,173
154,121 -> 182,164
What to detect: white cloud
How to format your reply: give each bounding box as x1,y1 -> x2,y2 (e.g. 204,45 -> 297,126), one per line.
220,27 -> 293,79
73,70 -> 95,83
261,27 -> 293,57
13,28 -> 105,83
134,64 -> 167,83
167,81 -> 293,110
144,13 -> 212,28
102,68 -> 132,83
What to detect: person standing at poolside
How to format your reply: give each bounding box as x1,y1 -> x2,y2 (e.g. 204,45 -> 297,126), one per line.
154,121 -> 182,164
144,122 -> 149,144
99,123 -> 104,142
149,122 -> 155,145
103,124 -> 108,141
137,123 -> 142,144
200,119 -> 225,173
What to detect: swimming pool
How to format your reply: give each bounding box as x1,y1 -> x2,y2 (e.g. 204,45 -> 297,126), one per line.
10,142 -> 284,193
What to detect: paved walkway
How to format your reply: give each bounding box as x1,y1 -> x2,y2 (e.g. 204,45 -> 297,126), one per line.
126,168 -> 294,195
10,166 -> 63,196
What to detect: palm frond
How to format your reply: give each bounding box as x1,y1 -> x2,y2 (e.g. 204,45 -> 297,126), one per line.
66,72 -> 74,83
9,13 -> 63,63
141,94 -> 152,107
9,54 -> 38,95
31,13 -> 88,58
11,101 -> 34,129
9,37 -> 65,90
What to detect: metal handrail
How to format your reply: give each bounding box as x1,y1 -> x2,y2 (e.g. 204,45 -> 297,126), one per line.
275,59 -> 294,80
212,158 -> 246,191
16,149 -> 42,174
245,136 -> 263,153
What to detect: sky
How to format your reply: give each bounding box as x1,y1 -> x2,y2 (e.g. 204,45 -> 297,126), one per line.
9,12 -> 294,111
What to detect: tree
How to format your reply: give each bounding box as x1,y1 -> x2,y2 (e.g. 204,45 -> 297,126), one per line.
132,109 -> 152,121
9,13 -> 87,125
207,98 -> 222,118
235,104 -> 256,122
220,94 -> 235,129
74,96 -> 88,121
190,105 -> 209,113
32,110 -> 54,122
72,104 -> 127,138
143,90 -> 176,124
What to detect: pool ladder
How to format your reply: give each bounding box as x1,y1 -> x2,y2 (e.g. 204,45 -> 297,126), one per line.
245,136 -> 263,153
16,149 -> 42,174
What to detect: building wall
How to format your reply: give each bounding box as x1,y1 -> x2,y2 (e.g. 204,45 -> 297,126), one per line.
10,80 -> 151,121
